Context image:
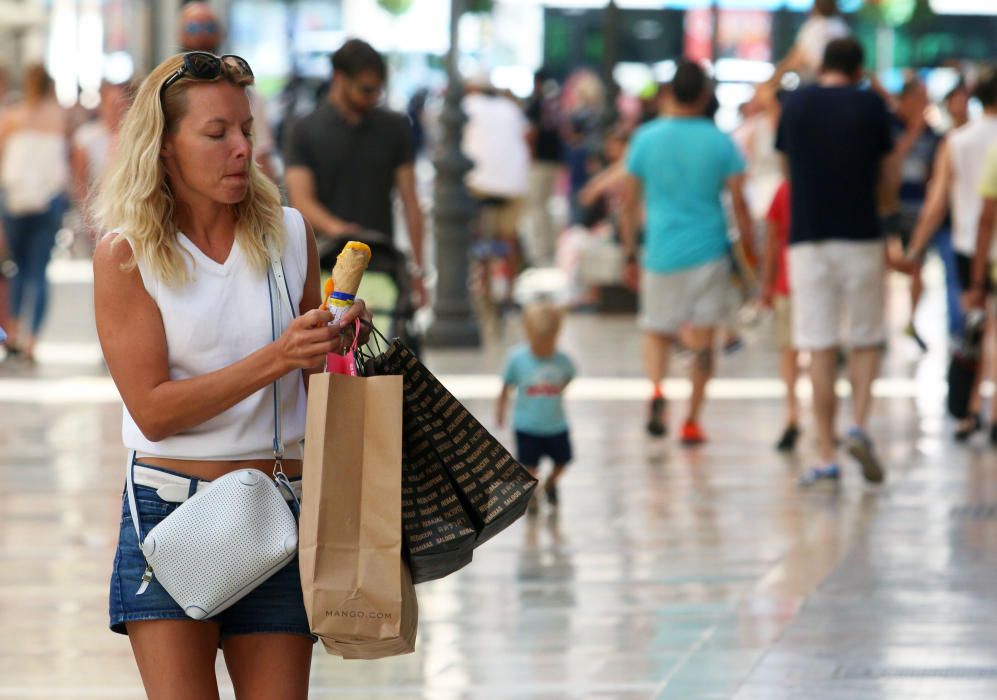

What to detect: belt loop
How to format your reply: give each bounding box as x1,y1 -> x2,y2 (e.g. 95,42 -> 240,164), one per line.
187,478 -> 198,500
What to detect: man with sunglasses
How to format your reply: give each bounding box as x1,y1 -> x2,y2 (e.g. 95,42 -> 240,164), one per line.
284,39 -> 426,305
178,2 -> 278,182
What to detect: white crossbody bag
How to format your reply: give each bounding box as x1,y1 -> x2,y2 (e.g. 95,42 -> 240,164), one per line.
125,253 -> 301,620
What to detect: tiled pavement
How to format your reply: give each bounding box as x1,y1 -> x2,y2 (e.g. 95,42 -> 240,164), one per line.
2,261 -> 997,698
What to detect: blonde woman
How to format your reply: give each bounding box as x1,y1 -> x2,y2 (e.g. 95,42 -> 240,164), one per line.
0,64 -> 69,362
94,53 -> 369,698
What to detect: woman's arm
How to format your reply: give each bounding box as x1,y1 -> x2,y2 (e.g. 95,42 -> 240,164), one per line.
93,233 -> 345,442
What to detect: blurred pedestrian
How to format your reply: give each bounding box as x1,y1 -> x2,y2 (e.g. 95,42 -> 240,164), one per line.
881,77 -> 940,351
760,179 -> 801,451
562,114 -> 593,226
734,83 -> 782,238
723,83 -> 784,352
944,81 -> 970,131
972,141 -> 997,310
577,127 -> 630,223
904,70 -> 997,441
620,60 -> 753,444
0,64 -> 69,363
462,72 -> 531,286
284,39 -> 426,305
932,79 -> 972,341
406,87 -> 429,157
561,70 -> 607,226
525,69 -> 563,266
71,81 -> 134,242
776,38 -> 892,485
496,302 -> 575,514
94,51 -> 371,698
178,1 -> 278,181
771,0 -> 850,85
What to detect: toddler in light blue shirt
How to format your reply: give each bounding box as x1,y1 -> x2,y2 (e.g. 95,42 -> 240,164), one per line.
497,303 -> 576,514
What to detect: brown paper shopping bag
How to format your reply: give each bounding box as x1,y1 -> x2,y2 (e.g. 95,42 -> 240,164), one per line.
299,371 -> 416,658
322,559 -> 418,659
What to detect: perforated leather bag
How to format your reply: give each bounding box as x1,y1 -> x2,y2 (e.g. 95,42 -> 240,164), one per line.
138,469 -> 298,619
124,252 -> 302,620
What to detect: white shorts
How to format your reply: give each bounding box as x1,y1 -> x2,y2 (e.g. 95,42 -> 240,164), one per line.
640,257 -> 731,335
788,240 -> 886,350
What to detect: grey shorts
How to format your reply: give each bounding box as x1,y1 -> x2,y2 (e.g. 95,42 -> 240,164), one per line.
788,240 -> 886,350
640,257 -> 731,334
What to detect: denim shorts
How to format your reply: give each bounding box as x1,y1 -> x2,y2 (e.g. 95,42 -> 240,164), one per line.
109,465 -> 316,641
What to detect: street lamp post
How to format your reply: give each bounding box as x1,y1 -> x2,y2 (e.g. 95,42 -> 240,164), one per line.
425,0 -> 481,348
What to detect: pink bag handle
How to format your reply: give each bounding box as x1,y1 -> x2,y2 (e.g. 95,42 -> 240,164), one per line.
344,317 -> 361,355
326,318 -> 361,375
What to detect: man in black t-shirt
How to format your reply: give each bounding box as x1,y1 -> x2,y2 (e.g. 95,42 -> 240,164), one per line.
776,37 -> 894,487
284,39 -> 426,302
524,70 -> 563,265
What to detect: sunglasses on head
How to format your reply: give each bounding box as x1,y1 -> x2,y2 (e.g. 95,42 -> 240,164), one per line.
159,52 -> 254,104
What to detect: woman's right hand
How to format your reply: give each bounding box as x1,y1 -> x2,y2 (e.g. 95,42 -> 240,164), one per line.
277,308 -> 338,370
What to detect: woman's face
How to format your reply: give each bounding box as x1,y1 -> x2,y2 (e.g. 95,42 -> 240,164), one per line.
161,81 -> 253,207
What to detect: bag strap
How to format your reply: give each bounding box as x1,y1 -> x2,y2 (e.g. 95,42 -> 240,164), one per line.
269,252 -> 295,321
268,250 -> 303,512
267,250 -> 296,465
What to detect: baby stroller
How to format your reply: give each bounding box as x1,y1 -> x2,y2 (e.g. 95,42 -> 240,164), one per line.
317,230 -> 422,357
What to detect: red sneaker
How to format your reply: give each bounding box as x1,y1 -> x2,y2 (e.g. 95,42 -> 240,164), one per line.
680,421 -> 707,446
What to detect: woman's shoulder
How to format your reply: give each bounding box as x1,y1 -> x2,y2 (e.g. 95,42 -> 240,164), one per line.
279,206 -> 311,275
93,232 -> 141,283
281,205 -> 304,224
280,206 -> 309,242
94,231 -> 134,265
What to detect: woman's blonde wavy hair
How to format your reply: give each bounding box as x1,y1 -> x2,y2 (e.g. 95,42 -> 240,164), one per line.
94,53 -> 283,285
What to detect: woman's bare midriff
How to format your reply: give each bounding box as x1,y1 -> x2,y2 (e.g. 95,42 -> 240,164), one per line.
136,457 -> 304,481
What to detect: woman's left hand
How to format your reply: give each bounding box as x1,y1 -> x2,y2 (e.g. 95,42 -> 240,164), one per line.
334,298 -> 373,352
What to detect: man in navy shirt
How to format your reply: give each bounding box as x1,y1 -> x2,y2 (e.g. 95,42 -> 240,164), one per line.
776,38 -> 894,486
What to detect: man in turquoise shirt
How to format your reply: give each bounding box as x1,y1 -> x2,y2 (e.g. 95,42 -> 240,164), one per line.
621,60 -> 753,444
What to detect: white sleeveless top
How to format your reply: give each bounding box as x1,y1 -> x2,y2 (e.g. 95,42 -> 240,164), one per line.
0,131 -> 69,214
948,116 -> 997,259
122,207 -> 310,461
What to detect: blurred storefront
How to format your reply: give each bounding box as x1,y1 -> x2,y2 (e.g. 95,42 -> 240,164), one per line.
16,0 -> 997,110
224,0 -> 542,105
